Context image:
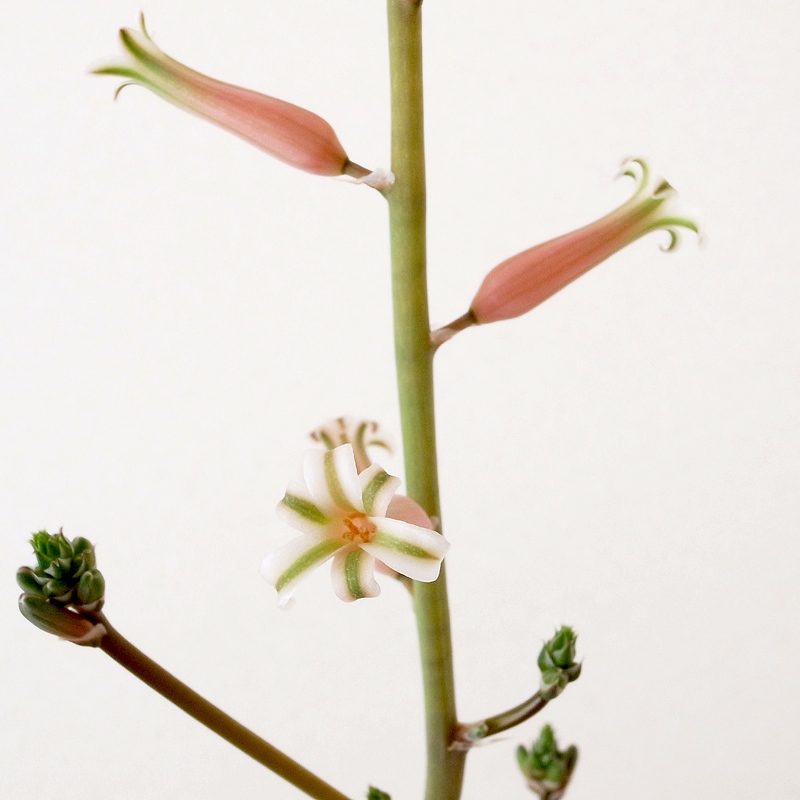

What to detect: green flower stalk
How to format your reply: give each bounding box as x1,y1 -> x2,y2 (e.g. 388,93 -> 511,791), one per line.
452,625 -> 581,747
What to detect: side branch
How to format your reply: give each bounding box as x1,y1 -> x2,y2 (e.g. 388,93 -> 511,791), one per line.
450,691 -> 550,750
93,614 -> 353,800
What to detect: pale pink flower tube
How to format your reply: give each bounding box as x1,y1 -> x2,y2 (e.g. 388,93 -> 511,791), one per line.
94,15 -> 366,178
469,159 -> 699,324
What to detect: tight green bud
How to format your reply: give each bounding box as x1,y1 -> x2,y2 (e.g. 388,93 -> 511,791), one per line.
18,529 -> 104,610
77,569 -> 106,606
366,787 -> 391,800
517,725 -> 578,799
538,626 -> 581,700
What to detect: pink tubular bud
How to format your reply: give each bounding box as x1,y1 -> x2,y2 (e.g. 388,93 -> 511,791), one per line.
469,159 -> 699,324
93,15 -> 356,177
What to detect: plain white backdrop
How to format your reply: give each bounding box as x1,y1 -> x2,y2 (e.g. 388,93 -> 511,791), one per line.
2,1 -> 798,798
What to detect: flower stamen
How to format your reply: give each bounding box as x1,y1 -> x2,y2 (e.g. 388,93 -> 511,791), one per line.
341,514 -> 377,544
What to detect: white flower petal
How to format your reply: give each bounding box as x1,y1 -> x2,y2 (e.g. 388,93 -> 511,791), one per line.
330,548 -> 381,602
361,518 -> 450,583
260,531 -> 347,609
276,480 -> 332,534
358,463 -> 401,517
304,444 -> 364,515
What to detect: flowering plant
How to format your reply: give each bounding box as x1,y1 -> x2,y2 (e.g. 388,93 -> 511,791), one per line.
15,5 -> 702,800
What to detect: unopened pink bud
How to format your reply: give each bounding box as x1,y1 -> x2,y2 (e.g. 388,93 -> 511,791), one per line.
94,15 -> 358,177
470,159 -> 699,324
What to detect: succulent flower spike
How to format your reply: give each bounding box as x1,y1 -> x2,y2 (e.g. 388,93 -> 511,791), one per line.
261,443 -> 449,607
93,15 -> 369,179
309,416 -> 392,474
433,158 -> 699,344
17,529 -> 107,645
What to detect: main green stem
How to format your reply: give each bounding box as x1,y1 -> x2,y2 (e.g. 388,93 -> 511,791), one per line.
386,2 -> 465,798
94,614 -> 353,800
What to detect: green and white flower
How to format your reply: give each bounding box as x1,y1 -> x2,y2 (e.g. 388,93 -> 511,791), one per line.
261,443 -> 449,607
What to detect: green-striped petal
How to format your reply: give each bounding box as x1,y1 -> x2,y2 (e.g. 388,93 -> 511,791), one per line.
304,444 -> 364,515
277,480 -> 331,533
260,531 -> 347,609
362,518 -> 450,583
330,548 -> 380,602
359,463 -> 401,516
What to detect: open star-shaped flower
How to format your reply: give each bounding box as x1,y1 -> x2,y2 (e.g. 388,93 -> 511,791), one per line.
261,444 -> 449,607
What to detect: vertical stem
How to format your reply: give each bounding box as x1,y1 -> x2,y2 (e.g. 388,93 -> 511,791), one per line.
385,2 -> 465,798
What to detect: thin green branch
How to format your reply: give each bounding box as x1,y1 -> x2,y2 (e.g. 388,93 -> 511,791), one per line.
385,1 -> 465,798
451,691 -> 549,749
92,613 -> 353,800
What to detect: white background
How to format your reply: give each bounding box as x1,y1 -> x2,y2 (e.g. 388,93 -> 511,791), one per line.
2,1 -> 798,798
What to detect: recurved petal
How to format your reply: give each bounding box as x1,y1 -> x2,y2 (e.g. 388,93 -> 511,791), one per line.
361,518 -> 450,583
304,444 -> 364,515
260,531 -> 347,609
330,548 -> 381,602
277,479 -> 332,534
358,463 -> 401,517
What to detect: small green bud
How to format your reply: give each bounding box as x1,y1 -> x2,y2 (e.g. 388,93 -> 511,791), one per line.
77,569 -> 105,607
517,725 -> 578,798
18,595 -> 106,646
366,787 -> 391,800
16,566 -> 47,597
43,578 -> 73,601
18,529 -> 105,610
538,626 -> 581,700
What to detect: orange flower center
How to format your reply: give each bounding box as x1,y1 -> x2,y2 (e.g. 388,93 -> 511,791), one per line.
340,513 -> 377,544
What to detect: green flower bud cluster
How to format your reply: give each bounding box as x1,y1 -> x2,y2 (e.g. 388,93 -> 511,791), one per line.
366,787 -> 391,800
538,626 -> 581,700
517,725 -> 578,799
17,530 -> 105,610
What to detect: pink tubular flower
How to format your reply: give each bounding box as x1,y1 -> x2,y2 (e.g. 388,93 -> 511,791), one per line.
93,15 -> 365,177
469,159 -> 699,324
